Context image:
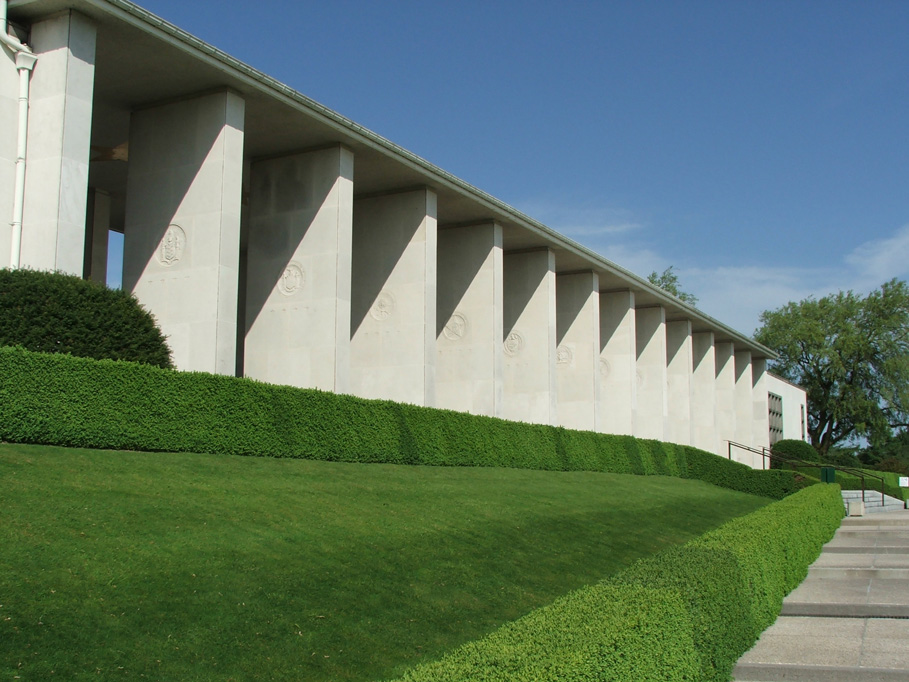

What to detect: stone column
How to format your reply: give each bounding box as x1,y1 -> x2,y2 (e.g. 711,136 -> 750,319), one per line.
244,146 -> 353,392
599,290 -> 636,435
665,320 -> 692,446
503,249 -> 557,425
634,306 -> 667,440
83,189 -> 110,284
20,11 -> 96,274
556,271 -> 600,431
350,188 -> 437,406
123,90 -> 245,375
715,342 -> 737,457
691,332 -> 717,453
734,350 -> 756,465
752,358 -> 771,458
436,223 -> 503,417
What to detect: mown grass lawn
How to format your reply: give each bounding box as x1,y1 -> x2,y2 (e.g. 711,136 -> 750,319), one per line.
1,443 -> 770,681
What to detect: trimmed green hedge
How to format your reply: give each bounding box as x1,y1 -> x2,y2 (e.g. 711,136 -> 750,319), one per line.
392,484 -> 844,682
0,268 -> 172,368
0,346 -> 803,498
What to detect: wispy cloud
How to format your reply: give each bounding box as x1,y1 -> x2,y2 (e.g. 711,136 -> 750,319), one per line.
844,224 -> 909,287
516,200 -> 645,242
520,198 -> 909,338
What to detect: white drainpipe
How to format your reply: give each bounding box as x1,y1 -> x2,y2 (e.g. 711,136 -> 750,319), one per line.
1,0 -> 37,269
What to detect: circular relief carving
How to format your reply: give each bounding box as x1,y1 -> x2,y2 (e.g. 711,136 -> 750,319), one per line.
278,262 -> 305,296
556,345 -> 573,365
443,312 -> 468,341
370,291 -> 396,320
600,358 -> 611,379
156,224 -> 186,266
636,368 -> 645,388
504,331 -> 524,357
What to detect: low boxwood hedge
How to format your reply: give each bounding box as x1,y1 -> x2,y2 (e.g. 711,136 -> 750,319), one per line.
392,483 -> 844,682
0,346 -> 803,499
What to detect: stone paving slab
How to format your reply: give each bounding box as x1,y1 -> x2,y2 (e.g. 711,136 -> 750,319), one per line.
735,618 -> 909,680
733,510 -> 909,681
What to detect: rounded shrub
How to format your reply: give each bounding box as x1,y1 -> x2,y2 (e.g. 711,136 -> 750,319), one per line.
770,439 -> 819,468
0,268 -> 173,368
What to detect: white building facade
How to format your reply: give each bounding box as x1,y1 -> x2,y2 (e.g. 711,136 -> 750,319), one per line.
1,0 -> 808,463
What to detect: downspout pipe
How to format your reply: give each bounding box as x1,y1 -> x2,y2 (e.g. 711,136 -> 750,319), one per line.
1,0 -> 37,269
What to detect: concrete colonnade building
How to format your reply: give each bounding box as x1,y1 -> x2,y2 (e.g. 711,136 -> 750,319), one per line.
1,0 -> 808,463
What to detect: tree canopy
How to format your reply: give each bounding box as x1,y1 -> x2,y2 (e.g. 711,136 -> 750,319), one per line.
754,279 -> 909,457
646,266 -> 698,305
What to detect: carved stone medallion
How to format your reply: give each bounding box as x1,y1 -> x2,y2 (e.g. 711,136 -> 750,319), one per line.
370,291 -> 396,320
600,358 -> 611,379
443,312 -> 468,341
278,262 -> 305,296
556,345 -> 573,365
504,331 -> 524,357
156,224 -> 186,266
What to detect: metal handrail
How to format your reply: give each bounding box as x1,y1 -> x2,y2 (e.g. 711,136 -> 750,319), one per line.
726,440 -> 887,506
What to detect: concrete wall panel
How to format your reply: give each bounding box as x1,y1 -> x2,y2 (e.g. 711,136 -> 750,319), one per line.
20,11 -> 96,274
123,90 -> 245,375
599,290 -> 636,435
83,189 -> 109,283
666,320 -> 692,446
734,350 -> 755,463
503,249 -> 557,425
436,223 -> 503,416
715,341 -> 737,457
691,332 -> 717,453
556,271 -> 600,431
350,188 -> 437,405
0,40 -> 19,268
768,373 -> 809,444
634,306 -> 667,440
752,358 -> 771,456
245,146 -> 353,392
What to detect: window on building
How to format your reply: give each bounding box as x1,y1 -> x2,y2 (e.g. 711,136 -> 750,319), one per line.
768,392 -> 784,445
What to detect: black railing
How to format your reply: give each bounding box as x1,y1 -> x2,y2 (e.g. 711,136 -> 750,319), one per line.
726,440 -> 886,507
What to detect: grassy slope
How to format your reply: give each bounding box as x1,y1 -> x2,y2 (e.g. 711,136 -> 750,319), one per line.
1,443 -> 770,681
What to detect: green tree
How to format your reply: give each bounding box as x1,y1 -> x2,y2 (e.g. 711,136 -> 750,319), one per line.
754,279 -> 909,457
647,266 -> 698,305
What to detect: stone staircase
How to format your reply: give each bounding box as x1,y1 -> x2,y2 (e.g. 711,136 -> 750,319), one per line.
841,489 -> 906,514
734,511 -> 909,681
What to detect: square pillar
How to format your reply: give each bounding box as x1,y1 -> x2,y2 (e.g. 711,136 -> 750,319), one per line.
715,341 -> 737,457
244,146 -> 353,392
83,189 -> 110,283
734,350 -> 756,465
20,11 -> 96,274
123,90 -> 245,375
436,223 -> 503,417
665,320 -> 692,446
350,188 -> 437,406
634,306 -> 667,440
599,290 -> 636,435
503,249 -> 557,425
691,332 -> 716,453
752,358 -> 771,456
556,271 -> 600,431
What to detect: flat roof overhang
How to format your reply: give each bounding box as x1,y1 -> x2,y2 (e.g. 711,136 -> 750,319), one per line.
8,0 -> 775,358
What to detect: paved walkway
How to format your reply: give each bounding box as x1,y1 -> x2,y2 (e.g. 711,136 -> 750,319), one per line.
733,510 -> 909,681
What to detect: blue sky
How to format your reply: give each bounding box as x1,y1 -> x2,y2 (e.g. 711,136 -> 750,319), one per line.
128,0 -> 909,336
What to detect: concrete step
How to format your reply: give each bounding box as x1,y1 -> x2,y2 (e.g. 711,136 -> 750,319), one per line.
808,567 -> 909,580
733,617 -> 909,681
734,663 -> 909,681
